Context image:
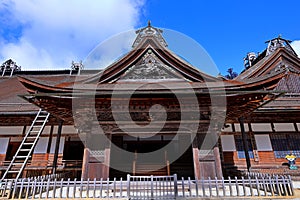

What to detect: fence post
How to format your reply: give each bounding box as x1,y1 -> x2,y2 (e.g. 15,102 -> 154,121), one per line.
93,178 -> 96,198
268,176 -> 274,196
106,178 -> 110,198
235,176 -> 239,196
59,178 -> 63,198
79,178 -> 83,198
25,178 -> 31,199
201,178 -> 205,197
215,177 -> 219,197
208,177 -> 212,197
38,178 -> 44,198
32,178 -> 37,199
255,176 -> 260,197
52,178 -> 57,198
182,177 -> 185,198
113,177 -> 116,198
221,177 -> 225,197
248,176 -> 253,196
86,178 -> 90,198
127,174 -> 130,198
120,177 -> 123,198
73,178 -> 77,198
66,178 -> 70,198
288,175 -> 294,196
11,179 -> 18,199
228,177 -> 232,196
174,174 -> 178,198
150,175 -> 154,199
100,178 -> 103,198
188,177 -> 192,197
195,176 -> 198,197
241,177 -> 246,196
275,175 -> 281,196
19,178 -> 25,199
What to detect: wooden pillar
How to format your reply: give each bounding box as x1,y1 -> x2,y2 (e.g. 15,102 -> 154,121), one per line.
22,125 -> 27,136
52,120 -> 63,174
102,147 -> 110,179
102,134 -> 111,179
213,145 -> 223,178
239,117 -> 251,172
192,136 -> 201,179
46,125 -> 54,154
81,148 -> 90,179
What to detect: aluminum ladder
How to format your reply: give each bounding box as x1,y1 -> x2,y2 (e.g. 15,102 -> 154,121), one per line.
0,109 -> 50,181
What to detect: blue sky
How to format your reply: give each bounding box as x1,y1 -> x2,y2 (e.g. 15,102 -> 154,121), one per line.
140,0 -> 300,74
1,0 -> 300,75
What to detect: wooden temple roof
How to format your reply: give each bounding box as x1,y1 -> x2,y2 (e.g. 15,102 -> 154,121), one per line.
235,37 -> 300,123
1,26 -> 300,126
16,26 -> 295,125
0,71 -> 95,126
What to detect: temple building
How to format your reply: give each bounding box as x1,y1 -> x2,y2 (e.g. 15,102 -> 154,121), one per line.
0,24 -> 299,180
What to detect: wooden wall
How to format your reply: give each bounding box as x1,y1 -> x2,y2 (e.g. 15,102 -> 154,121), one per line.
221,122 -> 299,174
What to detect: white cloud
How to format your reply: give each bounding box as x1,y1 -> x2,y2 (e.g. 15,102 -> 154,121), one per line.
1,38 -> 56,70
0,0 -> 145,70
84,30 -> 136,69
291,40 -> 300,57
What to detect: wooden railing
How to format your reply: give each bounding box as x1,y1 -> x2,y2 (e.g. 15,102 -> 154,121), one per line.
0,174 -> 294,199
0,160 -> 82,169
165,150 -> 170,176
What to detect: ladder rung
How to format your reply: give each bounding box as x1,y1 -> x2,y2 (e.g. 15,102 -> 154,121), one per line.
7,171 -> 20,173
30,131 -> 40,132
12,163 -> 23,165
19,149 -> 31,151
15,156 -> 29,158
26,136 -> 37,139
35,120 -> 46,122
24,143 -> 34,145
32,126 -> 42,128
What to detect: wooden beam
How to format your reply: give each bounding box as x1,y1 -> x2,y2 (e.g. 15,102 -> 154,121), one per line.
239,117 -> 251,172
103,134 -> 112,179
192,136 -> 201,179
81,148 -> 90,179
46,125 -> 54,154
213,145 -> 223,178
52,120 -> 63,174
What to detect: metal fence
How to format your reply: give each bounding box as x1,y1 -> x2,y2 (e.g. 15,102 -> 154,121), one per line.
0,174 -> 294,199
128,175 -> 176,199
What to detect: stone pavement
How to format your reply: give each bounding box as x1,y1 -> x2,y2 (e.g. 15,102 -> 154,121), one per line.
292,181 -> 300,199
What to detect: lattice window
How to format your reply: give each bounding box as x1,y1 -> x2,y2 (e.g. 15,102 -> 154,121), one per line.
235,135 -> 254,159
270,134 -> 300,158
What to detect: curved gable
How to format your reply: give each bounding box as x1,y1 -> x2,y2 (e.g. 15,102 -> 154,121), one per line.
83,24 -> 218,84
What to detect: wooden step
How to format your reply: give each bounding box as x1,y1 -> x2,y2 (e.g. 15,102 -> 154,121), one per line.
134,164 -> 168,176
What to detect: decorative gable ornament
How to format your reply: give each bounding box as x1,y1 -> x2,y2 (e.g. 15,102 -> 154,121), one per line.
119,49 -> 182,81
0,59 -> 21,77
266,35 -> 297,57
132,20 -> 168,48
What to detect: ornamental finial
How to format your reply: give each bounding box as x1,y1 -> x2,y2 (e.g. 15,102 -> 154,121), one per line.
148,20 -> 151,27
